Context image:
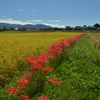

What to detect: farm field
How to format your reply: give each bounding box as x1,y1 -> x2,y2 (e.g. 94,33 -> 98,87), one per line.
88,33 -> 100,49
88,33 -> 100,39
1,33 -> 100,100
0,31 -> 81,86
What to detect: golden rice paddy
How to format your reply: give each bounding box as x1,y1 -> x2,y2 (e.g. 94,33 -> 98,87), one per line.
0,31 -> 81,86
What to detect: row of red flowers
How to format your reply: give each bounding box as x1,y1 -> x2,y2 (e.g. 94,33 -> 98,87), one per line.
6,33 -> 85,100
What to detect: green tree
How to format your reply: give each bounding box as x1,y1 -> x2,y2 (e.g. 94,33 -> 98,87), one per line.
83,25 -> 86,27
94,23 -> 100,28
3,27 -> 7,31
0,28 -> 3,31
9,27 -> 15,31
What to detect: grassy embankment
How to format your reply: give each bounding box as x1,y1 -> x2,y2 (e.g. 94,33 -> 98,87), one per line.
40,33 -> 100,100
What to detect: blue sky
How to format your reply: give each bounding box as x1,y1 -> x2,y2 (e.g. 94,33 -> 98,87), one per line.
0,0 -> 100,28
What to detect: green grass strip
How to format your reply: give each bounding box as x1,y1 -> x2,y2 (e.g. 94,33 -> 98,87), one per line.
42,34 -> 100,100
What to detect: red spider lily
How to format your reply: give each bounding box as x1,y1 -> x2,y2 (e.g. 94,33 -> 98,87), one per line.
46,49 -> 57,54
39,53 -> 55,60
47,54 -> 55,59
59,39 -> 65,41
38,95 -> 50,100
64,49 -> 69,51
42,67 -> 52,71
26,53 -> 55,67
26,56 -> 36,66
31,60 -> 44,69
20,95 -> 31,100
26,53 -> 48,67
48,78 -> 62,85
31,67 -> 39,73
26,59 -> 35,66
26,56 -> 45,69
56,42 -> 64,48
26,56 -> 36,65
63,39 -> 71,47
17,78 -> 29,84
26,58 -> 44,69
26,56 -> 36,61
37,58 -> 47,64
6,87 -> 20,94
38,53 -> 48,63
46,47 -> 63,55
49,42 -> 64,49
24,73 -> 32,77
18,84 -> 26,89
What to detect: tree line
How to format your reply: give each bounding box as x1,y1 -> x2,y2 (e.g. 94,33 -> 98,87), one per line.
0,23 -> 100,31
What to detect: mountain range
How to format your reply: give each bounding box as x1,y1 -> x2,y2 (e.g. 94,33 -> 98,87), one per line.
0,23 -> 52,30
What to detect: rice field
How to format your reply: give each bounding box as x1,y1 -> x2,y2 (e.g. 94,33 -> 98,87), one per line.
0,31 -> 81,86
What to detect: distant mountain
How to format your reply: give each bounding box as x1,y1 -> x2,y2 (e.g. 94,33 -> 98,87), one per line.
0,23 -> 52,30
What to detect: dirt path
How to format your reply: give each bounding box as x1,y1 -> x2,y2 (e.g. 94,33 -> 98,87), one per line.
88,33 -> 100,49
88,33 -> 100,40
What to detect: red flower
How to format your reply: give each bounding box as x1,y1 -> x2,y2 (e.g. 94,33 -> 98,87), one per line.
64,49 -> 69,51
63,40 -> 71,47
24,73 -> 32,77
17,78 -> 29,84
29,59 -> 44,69
46,49 -> 56,54
26,54 -> 48,69
38,53 -> 48,63
46,47 -> 63,55
26,56 -> 36,60
20,95 -> 31,100
47,54 -> 55,59
48,78 -> 62,85
59,39 -> 65,41
49,42 -> 64,49
18,84 -> 26,89
34,61 -> 44,69
26,56 -> 36,65
31,67 -> 39,73
38,95 -> 50,100
42,67 -> 52,71
6,87 -> 20,94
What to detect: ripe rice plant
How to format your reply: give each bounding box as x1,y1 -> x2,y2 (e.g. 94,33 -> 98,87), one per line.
0,32 -> 81,86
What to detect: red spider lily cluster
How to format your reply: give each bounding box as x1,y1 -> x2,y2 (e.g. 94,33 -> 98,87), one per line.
18,84 -> 26,89
17,78 -> 29,84
26,53 -> 55,71
6,87 -> 20,94
6,33 -> 85,100
20,95 -> 31,100
24,72 -> 33,77
38,95 -> 50,100
48,78 -> 62,85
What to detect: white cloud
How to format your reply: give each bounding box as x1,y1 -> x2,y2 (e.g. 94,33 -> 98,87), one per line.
0,18 -> 33,25
32,9 -> 36,12
42,23 -> 65,28
26,20 -> 43,23
48,20 -> 61,22
18,9 -> 26,11
0,18 -> 65,28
